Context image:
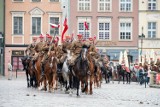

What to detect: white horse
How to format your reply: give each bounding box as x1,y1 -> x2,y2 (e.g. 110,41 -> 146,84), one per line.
61,50 -> 72,95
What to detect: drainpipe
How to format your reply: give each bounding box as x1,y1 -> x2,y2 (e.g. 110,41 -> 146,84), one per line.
3,0 -> 5,76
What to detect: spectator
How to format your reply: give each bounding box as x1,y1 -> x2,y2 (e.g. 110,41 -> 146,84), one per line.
147,64 -> 151,84
8,60 -> 13,80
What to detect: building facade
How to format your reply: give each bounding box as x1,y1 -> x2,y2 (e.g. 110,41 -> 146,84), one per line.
5,0 -> 62,75
0,0 -> 5,75
69,0 -> 139,63
139,0 -> 160,63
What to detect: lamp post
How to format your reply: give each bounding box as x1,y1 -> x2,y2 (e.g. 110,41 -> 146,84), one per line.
139,27 -> 145,63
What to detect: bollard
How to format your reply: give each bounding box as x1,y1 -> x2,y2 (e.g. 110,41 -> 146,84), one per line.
149,71 -> 156,85
16,69 -> 17,78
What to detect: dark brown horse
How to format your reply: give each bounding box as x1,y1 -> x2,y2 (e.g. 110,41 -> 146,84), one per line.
72,47 -> 89,96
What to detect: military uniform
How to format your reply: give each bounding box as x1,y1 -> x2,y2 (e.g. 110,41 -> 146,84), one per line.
25,38 -> 37,57
155,59 -> 160,66
70,35 -> 83,65
40,34 -> 52,75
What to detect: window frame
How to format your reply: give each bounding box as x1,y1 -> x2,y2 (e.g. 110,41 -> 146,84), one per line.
78,0 -> 91,12
31,0 -> 41,2
49,0 -> 59,2
148,22 -> 156,38
148,0 -> 157,10
49,17 -> 60,35
119,0 -> 132,12
12,0 -> 24,2
77,17 -> 91,40
98,0 -> 112,12
31,16 -> 42,35
98,22 -> 111,40
119,19 -> 132,41
11,12 -> 24,35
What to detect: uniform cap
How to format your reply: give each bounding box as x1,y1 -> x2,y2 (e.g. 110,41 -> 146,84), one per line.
46,34 -> 52,39
39,34 -> 44,38
77,34 -> 83,38
88,37 -> 93,41
32,37 -> 37,41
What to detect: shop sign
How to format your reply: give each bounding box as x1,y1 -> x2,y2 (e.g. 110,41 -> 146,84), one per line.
12,50 -> 24,56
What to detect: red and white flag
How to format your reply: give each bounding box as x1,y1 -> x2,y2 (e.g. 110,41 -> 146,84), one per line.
49,23 -> 60,28
84,21 -> 89,30
62,17 -> 68,42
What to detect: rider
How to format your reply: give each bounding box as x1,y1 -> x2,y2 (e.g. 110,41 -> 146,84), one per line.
61,36 -> 72,63
32,34 -> 45,68
70,34 -> 84,66
25,37 -> 37,57
41,34 -> 52,76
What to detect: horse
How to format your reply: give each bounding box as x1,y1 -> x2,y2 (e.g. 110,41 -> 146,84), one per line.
60,50 -> 73,93
21,56 -> 33,87
94,65 -> 102,88
117,65 -> 131,84
41,51 -> 58,92
72,46 -> 89,96
87,51 -> 96,94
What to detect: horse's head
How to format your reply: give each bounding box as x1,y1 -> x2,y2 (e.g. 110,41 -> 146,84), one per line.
81,45 -> 89,61
48,51 -> 57,68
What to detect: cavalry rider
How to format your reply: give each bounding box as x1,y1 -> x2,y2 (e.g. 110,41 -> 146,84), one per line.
61,36 -> 72,63
32,34 -> 45,68
70,34 -> 84,66
87,37 -> 99,64
155,58 -> 160,67
41,34 -> 52,76
25,37 -> 37,57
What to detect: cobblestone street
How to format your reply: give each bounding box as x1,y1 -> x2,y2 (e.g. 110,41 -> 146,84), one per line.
0,75 -> 160,107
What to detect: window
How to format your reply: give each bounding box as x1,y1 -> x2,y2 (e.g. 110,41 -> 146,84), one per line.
32,17 -> 41,35
13,17 -> 23,35
98,23 -> 110,40
78,0 -> 91,11
148,0 -> 156,10
98,0 -> 111,12
78,22 -> 90,39
50,17 -> 59,35
120,22 -> 132,40
120,0 -> 132,12
148,22 -> 156,38
12,56 -> 23,71
50,0 -> 59,2
32,0 -> 41,2
13,0 -> 23,2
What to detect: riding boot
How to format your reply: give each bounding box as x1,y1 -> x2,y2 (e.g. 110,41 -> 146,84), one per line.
41,63 -> 45,76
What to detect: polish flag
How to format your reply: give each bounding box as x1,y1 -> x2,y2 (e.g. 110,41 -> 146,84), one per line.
49,23 -> 60,28
84,21 -> 89,30
61,17 -> 68,42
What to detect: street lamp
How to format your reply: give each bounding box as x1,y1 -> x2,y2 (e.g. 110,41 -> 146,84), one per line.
139,27 -> 145,63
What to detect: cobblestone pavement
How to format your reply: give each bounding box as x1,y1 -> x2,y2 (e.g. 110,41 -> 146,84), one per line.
0,75 -> 160,107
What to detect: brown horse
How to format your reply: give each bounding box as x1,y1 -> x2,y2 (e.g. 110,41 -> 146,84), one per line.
94,65 -> 102,88
39,51 -> 58,92
87,52 -> 95,94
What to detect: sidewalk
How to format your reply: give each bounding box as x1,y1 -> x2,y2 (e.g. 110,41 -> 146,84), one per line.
0,71 -> 26,80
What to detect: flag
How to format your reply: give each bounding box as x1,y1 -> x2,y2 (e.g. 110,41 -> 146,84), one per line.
62,17 -> 68,42
49,23 -> 60,28
93,35 -> 96,40
84,21 -> 89,30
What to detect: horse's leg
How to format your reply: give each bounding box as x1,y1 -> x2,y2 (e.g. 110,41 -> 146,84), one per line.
76,77 -> 80,96
129,73 -> 131,84
89,74 -> 93,95
123,73 -> 125,84
26,69 -> 30,88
